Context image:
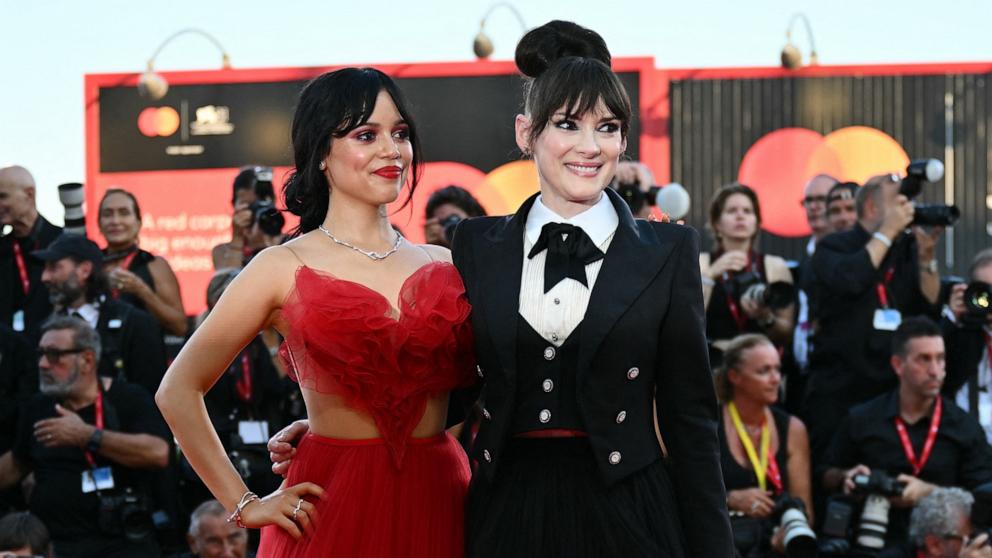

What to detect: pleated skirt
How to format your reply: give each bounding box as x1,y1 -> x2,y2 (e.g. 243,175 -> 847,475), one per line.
257,431 -> 470,557
466,437 -> 687,558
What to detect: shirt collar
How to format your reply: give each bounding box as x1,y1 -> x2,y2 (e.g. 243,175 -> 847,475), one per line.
884,389 -> 941,422
72,302 -> 100,329
806,236 -> 816,256
525,193 -> 619,248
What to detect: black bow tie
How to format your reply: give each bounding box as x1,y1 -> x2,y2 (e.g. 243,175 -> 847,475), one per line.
527,222 -> 604,293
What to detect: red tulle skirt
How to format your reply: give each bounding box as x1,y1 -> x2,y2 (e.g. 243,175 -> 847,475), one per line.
257,432 -> 470,557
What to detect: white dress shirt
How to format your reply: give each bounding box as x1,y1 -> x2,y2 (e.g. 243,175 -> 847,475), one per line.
519,194 -> 619,347
69,302 -> 100,330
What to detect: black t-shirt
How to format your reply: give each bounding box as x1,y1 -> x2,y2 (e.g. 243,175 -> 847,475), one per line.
11,379 -> 170,543
825,391 -> 992,546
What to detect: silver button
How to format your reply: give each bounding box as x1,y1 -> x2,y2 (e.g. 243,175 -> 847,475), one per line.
539,409 -> 551,423
543,346 -> 556,361
542,379 -> 554,392
616,411 -> 627,424
609,451 -> 622,465
627,367 -> 640,380
554,298 -> 561,305
476,365 -> 484,378
483,449 -> 492,462
482,408 -> 491,420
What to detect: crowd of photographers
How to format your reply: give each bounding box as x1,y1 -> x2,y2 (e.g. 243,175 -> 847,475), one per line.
1,158 -> 991,558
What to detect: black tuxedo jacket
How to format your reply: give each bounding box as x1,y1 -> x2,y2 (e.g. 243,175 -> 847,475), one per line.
451,189 -> 733,557
0,216 -> 62,345
94,297 -> 168,397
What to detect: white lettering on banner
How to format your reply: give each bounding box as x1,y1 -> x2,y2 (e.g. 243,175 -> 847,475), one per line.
165,145 -> 205,155
191,105 -> 235,136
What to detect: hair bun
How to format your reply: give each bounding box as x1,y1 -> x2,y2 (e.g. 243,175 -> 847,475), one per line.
515,20 -> 611,78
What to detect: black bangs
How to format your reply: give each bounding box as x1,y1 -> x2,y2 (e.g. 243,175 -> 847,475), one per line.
524,57 -> 632,144
329,69 -> 390,137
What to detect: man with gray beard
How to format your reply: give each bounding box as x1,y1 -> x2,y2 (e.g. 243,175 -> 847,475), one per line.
35,233 -> 166,396
0,316 -> 170,557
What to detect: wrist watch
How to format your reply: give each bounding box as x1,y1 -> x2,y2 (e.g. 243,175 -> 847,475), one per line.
921,259 -> 938,274
86,427 -> 104,453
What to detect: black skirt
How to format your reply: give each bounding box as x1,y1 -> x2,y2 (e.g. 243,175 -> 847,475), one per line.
466,437 -> 688,558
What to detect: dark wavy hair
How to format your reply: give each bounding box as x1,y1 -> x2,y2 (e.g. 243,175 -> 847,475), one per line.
283,68 -> 423,234
425,185 -> 488,219
515,20 -> 632,146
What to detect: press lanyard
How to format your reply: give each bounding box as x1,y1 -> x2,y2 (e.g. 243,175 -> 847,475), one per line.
894,397 -> 942,477
728,402 -> 783,493
109,250 -> 139,299
235,352 -> 252,403
12,241 -> 30,295
723,252 -> 756,331
876,267 -> 896,309
83,389 -> 105,469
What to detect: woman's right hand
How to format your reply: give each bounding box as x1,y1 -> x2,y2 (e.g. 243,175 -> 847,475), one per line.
707,250 -> 749,280
727,488 -> 776,518
268,420 -> 311,476
240,482 -> 326,539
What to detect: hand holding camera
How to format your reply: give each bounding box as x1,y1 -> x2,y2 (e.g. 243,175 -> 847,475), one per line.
880,193 -> 915,240
892,473 -> 936,507
728,487 -> 777,518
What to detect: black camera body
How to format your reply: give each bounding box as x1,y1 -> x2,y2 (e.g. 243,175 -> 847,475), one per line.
851,470 -> 905,498
98,487 -> 154,542
898,159 -> 960,227
725,269 -> 796,312
248,200 -> 285,237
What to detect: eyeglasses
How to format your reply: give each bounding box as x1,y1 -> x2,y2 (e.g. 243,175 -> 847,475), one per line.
36,346 -> 86,362
801,195 -> 828,207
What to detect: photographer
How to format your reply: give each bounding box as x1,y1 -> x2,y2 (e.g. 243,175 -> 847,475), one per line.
805,173 -> 943,462
822,317 -> 992,550
0,316 -> 170,557
716,334 -> 814,557
0,165 -> 62,346
172,500 -> 252,558
36,233 -> 168,396
700,183 -> 795,367
422,185 -> 486,248
98,188 -> 188,337
211,167 -> 284,269
878,487 -> 991,558
826,182 -> 859,234
942,249 -> 992,443
610,161 -> 659,219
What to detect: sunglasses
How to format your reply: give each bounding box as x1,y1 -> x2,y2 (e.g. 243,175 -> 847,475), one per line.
36,347 -> 86,362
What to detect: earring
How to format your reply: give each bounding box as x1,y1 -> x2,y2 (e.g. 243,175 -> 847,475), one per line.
318,161 -> 326,171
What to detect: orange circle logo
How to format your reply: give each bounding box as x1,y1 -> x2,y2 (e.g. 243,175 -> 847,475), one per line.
738,126 -> 909,237
137,107 -> 180,137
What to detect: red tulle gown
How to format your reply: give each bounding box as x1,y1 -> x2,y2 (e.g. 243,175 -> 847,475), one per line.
256,261 -> 476,557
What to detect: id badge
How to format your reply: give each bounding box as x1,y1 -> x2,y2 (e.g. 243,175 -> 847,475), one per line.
12,310 -> 24,332
873,309 -> 902,331
238,421 -> 269,445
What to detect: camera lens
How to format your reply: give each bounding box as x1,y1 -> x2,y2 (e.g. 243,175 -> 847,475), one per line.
856,494 -> 891,550
966,282 -> 992,316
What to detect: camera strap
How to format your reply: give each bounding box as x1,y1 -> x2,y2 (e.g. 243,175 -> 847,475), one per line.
721,252 -> 759,331
83,388 -> 105,469
728,402 -> 783,493
876,267 -> 897,309
893,396 -> 942,477
235,351 -> 252,403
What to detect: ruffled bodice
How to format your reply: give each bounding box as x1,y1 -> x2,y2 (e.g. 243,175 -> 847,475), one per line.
279,261 -> 476,466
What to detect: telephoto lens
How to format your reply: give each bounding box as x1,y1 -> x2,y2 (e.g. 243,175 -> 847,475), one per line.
58,183 -> 86,235
855,494 -> 891,550
772,496 -> 817,558
965,282 -> 992,317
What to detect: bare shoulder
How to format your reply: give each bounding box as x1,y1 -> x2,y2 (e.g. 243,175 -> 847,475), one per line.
417,243 -> 453,264
699,251 -> 711,268
788,415 -> 809,443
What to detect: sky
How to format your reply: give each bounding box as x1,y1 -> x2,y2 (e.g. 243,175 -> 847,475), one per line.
1,0 -> 990,223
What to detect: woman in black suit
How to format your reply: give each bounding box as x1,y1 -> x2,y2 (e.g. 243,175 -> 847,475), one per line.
268,19 -> 733,558
452,20 -> 733,558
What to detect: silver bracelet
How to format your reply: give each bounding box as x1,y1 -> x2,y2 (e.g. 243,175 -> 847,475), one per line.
227,491 -> 259,528
701,276 -> 715,287
872,232 -> 892,248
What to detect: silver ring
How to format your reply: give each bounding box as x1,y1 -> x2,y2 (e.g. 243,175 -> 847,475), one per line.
750,500 -> 759,513
292,498 -> 303,519
46,434 -> 53,441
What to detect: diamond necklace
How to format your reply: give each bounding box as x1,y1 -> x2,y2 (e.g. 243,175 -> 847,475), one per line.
317,224 -> 402,261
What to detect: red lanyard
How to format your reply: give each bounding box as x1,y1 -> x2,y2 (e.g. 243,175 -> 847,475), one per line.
723,252 -> 755,331
766,449 -> 784,494
109,251 -> 139,299
876,267 -> 896,309
83,390 -> 105,469
235,352 -> 252,403
11,241 -> 30,295
894,397 -> 942,477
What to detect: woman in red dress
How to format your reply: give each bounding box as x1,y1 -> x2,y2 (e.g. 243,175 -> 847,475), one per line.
155,68 -> 476,557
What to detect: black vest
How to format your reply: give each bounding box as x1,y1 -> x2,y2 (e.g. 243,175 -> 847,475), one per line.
511,316 -> 585,433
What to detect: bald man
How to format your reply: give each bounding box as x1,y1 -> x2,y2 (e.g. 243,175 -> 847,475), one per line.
0,165 -> 62,345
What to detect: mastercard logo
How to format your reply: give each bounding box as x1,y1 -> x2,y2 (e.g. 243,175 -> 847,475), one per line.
738,126 -> 910,237
137,107 -> 181,137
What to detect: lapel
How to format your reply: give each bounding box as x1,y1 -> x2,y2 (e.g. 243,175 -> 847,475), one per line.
477,194 -> 538,386
577,189 -> 677,379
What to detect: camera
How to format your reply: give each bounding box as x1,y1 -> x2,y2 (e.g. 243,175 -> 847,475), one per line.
773,496 -> 817,558
726,270 -> 796,311
248,200 -> 285,237
614,179 -> 691,220
851,471 -> 905,550
58,182 -> 86,236
898,159 -> 960,226
964,281 -> 992,317
98,487 -> 154,541
439,214 -> 462,244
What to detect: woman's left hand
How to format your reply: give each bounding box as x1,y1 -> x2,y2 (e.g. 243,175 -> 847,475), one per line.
109,268 -> 148,296
740,290 -> 772,321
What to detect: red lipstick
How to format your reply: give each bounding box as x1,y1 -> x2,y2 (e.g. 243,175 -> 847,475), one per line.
373,166 -> 403,179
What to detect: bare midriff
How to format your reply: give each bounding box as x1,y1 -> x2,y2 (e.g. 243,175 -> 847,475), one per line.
301,389 -> 451,440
